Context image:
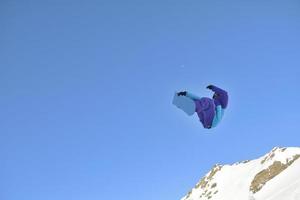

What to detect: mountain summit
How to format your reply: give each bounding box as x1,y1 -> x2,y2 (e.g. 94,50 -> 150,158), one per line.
181,147 -> 300,200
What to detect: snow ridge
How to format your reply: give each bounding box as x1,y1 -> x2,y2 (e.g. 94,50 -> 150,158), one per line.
181,147 -> 300,200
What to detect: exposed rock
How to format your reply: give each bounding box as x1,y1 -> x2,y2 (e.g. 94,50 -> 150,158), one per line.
250,154 -> 300,193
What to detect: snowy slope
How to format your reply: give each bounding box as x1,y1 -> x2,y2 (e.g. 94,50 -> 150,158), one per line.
181,147 -> 300,200
255,158 -> 300,200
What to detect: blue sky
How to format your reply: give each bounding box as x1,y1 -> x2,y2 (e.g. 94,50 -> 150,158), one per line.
1,0 -> 300,200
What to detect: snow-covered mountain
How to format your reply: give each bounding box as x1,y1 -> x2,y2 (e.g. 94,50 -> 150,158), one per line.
181,147 -> 300,200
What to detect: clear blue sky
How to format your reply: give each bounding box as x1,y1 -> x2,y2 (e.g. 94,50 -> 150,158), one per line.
1,0 -> 300,199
